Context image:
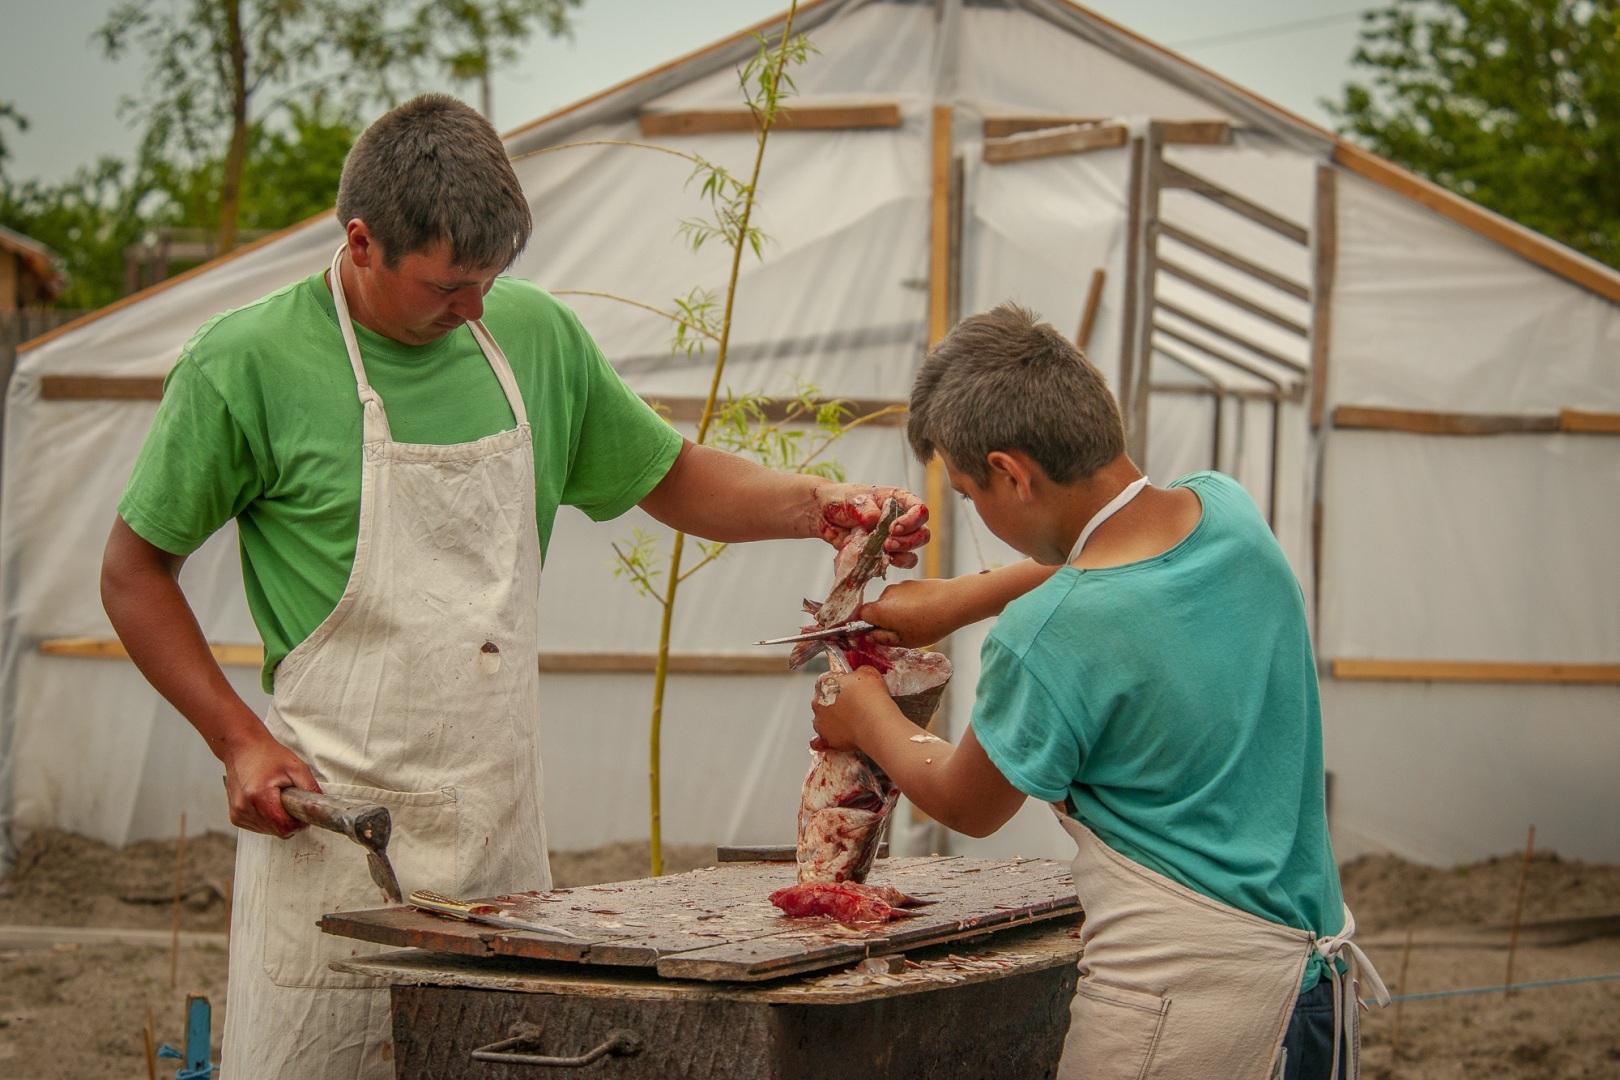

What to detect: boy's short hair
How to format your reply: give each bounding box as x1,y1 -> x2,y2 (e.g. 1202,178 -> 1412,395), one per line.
336,94 -> 530,270
908,303 -> 1125,486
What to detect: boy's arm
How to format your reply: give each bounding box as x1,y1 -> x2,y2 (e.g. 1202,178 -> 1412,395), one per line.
810,668 -> 1025,837
858,559 -> 1060,649
101,517 -> 315,838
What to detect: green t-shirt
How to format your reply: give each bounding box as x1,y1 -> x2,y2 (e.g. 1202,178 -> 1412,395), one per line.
118,271 -> 684,692
971,472 -> 1344,990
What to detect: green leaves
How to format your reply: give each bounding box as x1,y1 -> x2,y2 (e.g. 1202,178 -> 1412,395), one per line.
1328,0 -> 1620,268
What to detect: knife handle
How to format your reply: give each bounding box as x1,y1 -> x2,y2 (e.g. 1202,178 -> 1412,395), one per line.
281,787 -> 392,850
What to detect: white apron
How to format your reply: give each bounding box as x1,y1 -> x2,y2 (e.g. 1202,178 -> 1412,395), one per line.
220,247 -> 550,1079
1052,478 -> 1387,1080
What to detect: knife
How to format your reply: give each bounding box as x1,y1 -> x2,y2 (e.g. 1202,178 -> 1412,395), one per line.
409,889 -> 583,939
754,620 -> 876,647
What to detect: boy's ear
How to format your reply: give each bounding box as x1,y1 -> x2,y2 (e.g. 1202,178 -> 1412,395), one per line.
985,450 -> 1038,501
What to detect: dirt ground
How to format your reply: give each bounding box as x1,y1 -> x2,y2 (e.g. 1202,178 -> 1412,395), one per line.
1,831 -> 1616,1079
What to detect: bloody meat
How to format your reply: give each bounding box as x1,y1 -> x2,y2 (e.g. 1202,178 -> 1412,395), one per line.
771,502 -> 952,925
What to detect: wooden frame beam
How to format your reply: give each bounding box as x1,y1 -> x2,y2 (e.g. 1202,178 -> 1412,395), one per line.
1076,268 -> 1106,351
1560,408 -> 1620,434
1309,166 -> 1338,429
1152,324 -> 1296,393
1159,257 -> 1310,336
38,637 -> 791,676
37,377 -> 914,427
982,123 -> 1127,164
649,395 -> 907,426
42,375 -> 164,400
1332,659 -> 1620,686
1333,143 -> 1620,308
1332,406 -> 1558,435
1158,223 -> 1310,301
982,117 -> 1232,146
1156,299 -> 1307,373
638,103 -> 902,137
1161,162 -> 1310,245
924,104 -> 956,585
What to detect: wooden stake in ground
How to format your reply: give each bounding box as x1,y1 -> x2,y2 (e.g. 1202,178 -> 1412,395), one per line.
1391,926 -> 1413,1058
143,1005 -> 157,1080
1505,824 -> 1535,994
169,811 -> 187,990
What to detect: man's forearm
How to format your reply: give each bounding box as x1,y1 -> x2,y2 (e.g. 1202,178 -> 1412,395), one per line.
638,441 -> 825,543
100,518 -> 267,760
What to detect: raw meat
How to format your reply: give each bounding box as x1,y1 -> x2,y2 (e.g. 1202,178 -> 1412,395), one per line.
768,880 -> 922,925
770,500 -> 953,924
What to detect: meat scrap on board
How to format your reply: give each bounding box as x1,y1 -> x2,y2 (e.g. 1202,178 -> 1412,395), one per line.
768,499 -> 951,925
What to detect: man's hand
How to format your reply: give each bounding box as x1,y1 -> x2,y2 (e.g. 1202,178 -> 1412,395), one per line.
221,729 -> 321,838
815,484 -> 930,568
810,666 -> 897,752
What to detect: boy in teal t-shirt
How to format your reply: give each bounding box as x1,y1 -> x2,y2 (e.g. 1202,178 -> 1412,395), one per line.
811,304 -> 1383,1080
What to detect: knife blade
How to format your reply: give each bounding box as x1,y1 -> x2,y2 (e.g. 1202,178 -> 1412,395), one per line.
754,620 -> 876,647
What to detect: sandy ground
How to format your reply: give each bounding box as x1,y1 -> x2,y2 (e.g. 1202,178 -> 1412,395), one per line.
0,830 -> 1616,1079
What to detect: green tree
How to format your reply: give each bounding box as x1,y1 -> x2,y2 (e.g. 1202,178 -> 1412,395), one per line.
100,0 -> 582,259
0,101 -> 356,310
1328,0 -> 1620,268
100,0 -> 348,256
0,158 -> 162,309
408,0 -> 582,118
0,102 -> 27,176
151,93 -> 359,237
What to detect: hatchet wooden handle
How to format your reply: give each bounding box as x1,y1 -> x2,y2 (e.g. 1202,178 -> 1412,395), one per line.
280,787 -> 392,850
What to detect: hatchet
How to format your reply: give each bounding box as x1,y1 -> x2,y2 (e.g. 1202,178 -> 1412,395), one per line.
280,787 -> 404,905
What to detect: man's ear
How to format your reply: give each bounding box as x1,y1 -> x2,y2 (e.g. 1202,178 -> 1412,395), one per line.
985,450 -> 1038,501
345,220 -> 377,268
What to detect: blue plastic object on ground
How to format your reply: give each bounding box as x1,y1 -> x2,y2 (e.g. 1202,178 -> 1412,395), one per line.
155,995 -> 218,1080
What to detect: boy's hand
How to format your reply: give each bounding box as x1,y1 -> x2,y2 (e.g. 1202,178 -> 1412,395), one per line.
815,485 -> 930,569
810,666 -> 895,751
858,577 -> 972,649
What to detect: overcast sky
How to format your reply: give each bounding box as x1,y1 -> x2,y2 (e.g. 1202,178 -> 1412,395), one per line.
1,0 -> 1373,185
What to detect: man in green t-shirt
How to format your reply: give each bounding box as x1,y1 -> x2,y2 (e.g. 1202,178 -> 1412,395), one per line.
100,95 -> 927,1080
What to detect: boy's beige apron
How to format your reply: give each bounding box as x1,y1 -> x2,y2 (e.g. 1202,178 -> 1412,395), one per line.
220,247 -> 549,1079
1053,479 -> 1385,1080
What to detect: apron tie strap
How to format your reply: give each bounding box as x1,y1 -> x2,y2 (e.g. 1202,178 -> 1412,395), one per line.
1314,905 -> 1390,1080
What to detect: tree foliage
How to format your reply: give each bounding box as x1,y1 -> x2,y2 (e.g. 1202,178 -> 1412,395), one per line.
1328,0 -> 1620,268
407,0 -> 582,118
97,0 -> 580,257
0,102 -> 27,176
0,99 -> 357,310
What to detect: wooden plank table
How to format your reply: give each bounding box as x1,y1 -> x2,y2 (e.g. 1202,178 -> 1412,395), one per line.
321,855 -> 1080,983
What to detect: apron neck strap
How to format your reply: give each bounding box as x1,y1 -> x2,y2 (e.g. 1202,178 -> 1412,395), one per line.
1067,475 -> 1150,564
327,244 -> 530,430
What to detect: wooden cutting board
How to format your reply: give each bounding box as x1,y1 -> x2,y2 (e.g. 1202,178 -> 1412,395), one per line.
321,855 -> 1081,983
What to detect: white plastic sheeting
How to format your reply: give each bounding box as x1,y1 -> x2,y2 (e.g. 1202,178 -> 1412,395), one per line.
3,0 -> 1617,870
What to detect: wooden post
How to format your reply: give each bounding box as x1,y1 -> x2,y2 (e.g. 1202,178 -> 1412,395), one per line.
1505,824 -> 1535,994
1391,927 -> 1413,1058
1121,125 -> 1164,466
143,1006 -> 158,1080
169,810 -> 187,990
1309,165 -> 1338,430
924,103 -> 955,585
1076,269 -> 1106,352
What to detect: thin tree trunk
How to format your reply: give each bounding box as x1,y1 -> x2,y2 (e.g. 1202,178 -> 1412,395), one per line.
217,0 -> 249,254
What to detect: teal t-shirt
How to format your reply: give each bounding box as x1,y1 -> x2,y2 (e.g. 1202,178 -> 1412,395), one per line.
118,270 -> 684,692
971,471 -> 1344,990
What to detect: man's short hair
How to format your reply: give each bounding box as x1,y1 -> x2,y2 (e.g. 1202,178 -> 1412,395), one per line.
908,303 -> 1125,487
336,94 -> 530,270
